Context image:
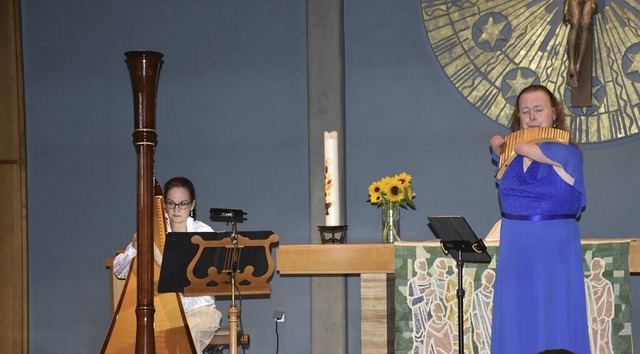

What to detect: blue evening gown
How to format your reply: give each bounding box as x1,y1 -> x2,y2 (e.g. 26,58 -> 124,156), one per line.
490,142 -> 590,354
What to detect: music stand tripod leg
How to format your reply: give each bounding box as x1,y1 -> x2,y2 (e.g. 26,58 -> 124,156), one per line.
456,249 -> 465,354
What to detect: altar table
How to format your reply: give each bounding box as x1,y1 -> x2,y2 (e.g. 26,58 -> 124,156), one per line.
277,239 -> 639,354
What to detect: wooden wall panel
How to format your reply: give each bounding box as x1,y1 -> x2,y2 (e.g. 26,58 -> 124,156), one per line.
0,165 -> 25,352
0,0 -> 20,160
0,0 -> 28,353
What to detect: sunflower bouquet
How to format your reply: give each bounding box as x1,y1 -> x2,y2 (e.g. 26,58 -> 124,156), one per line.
367,172 -> 416,242
367,172 -> 416,209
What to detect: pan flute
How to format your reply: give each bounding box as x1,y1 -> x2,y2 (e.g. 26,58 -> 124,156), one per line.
497,127 -> 570,179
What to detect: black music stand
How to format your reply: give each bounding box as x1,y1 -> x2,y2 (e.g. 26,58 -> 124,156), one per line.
427,216 -> 491,354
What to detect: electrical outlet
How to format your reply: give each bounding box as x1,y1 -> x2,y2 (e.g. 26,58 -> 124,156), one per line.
273,310 -> 286,323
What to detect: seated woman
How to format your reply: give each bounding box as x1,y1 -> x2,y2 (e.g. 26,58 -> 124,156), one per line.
113,176 -> 222,352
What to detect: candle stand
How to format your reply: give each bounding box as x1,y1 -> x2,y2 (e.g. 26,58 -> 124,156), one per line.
317,225 -> 348,244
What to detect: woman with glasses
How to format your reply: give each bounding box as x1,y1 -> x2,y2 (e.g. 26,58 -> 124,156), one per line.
113,176 -> 222,353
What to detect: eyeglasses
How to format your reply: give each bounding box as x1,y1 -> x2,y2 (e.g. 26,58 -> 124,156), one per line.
165,200 -> 192,210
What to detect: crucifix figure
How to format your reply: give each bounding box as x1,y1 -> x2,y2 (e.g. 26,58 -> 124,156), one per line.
563,0 -> 597,88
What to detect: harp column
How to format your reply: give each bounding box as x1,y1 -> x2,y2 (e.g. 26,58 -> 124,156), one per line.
126,50 -> 164,354
307,0 -> 347,353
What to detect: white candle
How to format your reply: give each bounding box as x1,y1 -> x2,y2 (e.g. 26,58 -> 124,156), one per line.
324,131 -> 340,226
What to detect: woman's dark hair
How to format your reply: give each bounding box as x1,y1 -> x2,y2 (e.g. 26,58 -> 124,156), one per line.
509,84 -> 568,132
164,176 -> 196,218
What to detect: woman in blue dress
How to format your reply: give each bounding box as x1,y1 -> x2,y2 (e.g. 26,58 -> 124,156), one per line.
488,85 -> 590,354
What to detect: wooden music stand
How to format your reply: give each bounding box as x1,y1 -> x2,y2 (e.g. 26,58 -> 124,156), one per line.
158,230 -> 279,354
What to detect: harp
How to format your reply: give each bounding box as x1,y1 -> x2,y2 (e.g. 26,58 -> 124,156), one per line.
101,183 -> 196,353
497,127 -> 570,179
101,51 -> 195,353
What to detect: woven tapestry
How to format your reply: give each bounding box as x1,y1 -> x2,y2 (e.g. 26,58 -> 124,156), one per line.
394,241 -> 632,354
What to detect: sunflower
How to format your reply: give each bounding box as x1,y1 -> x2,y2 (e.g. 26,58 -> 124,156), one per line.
385,178 -> 405,203
368,181 -> 384,205
396,172 -> 412,186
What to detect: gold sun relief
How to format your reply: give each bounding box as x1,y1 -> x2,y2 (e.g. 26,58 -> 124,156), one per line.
421,0 -> 640,143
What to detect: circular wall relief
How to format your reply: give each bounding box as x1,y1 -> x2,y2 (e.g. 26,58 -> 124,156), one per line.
421,0 -> 640,143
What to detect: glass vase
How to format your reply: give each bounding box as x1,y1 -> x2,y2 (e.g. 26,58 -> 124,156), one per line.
382,202 -> 400,243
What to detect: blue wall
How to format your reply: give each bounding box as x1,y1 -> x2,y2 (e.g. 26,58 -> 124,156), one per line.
21,1 -> 640,353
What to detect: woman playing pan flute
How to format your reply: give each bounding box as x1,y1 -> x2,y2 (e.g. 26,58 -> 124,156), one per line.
489,85 -> 590,353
